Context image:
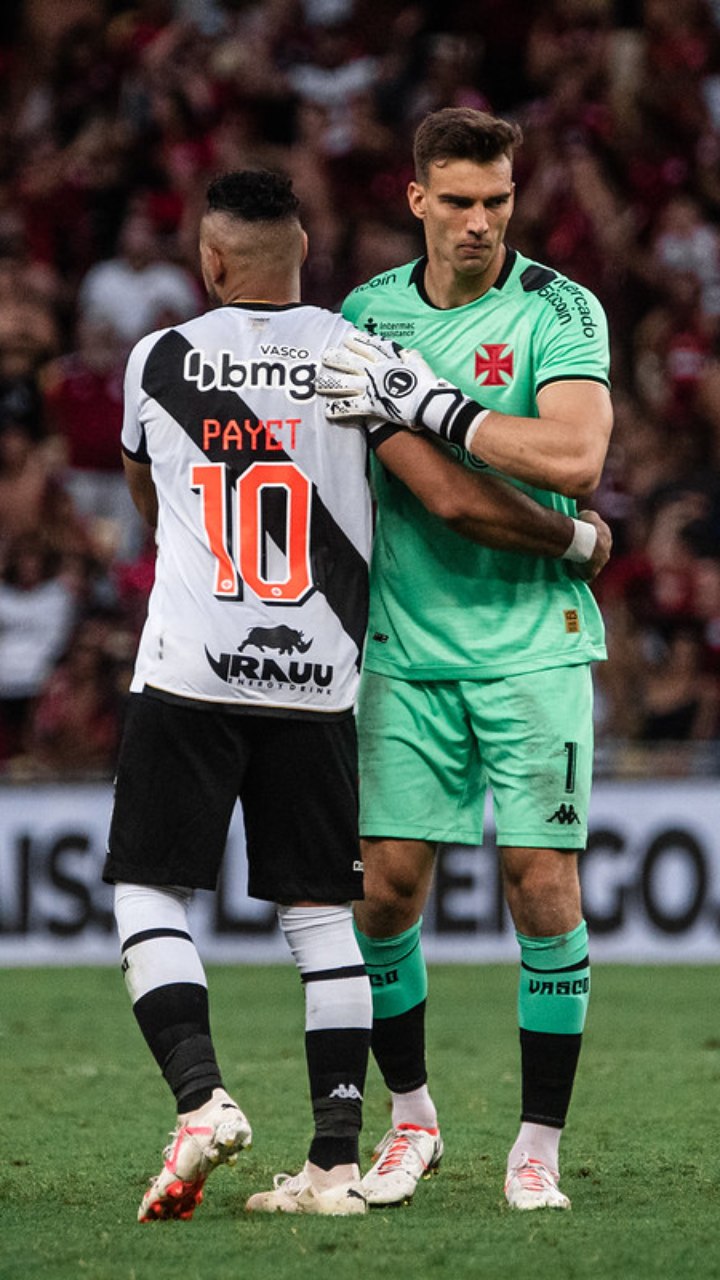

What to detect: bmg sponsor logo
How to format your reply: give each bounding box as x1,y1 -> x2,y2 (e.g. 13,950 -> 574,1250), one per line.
184,347 -> 316,401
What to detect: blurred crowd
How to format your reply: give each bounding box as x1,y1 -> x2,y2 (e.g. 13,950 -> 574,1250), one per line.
1,0 -> 720,778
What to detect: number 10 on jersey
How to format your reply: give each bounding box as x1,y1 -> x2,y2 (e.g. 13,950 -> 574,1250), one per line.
191,460 -> 313,605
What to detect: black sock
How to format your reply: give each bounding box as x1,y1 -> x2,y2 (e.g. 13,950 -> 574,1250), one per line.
133,982 -> 223,1113
519,1028 -> 583,1127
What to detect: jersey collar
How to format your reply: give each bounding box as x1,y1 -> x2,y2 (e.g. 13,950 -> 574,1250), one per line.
409,246 -> 517,307
226,301 -> 305,311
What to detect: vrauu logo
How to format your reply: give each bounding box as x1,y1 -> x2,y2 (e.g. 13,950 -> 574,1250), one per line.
205,627 -> 334,695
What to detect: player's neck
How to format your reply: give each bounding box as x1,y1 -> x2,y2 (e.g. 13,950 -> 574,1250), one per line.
224,291 -> 300,305
225,295 -> 298,305
423,244 -> 506,309
221,272 -> 301,306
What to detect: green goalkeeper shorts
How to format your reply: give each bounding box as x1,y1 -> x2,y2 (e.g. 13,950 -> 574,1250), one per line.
357,664 -> 594,849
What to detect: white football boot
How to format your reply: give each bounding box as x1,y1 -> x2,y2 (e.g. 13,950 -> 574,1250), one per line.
504,1153 -> 571,1210
138,1088 -> 252,1222
361,1125 -> 444,1206
245,1162 -> 367,1215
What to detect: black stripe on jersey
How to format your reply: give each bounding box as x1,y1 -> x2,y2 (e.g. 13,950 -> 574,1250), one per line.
121,927 -> 193,954
301,965 -> 368,984
536,374 -> 610,394
122,433 -> 150,464
141,328 -> 368,665
520,263 -> 557,292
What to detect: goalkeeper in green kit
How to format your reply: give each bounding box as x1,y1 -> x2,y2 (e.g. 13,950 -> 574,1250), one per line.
315,107 -> 614,1211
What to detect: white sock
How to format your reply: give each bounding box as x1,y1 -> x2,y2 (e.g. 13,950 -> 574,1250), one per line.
508,1122 -> 561,1173
391,1085 -> 438,1131
114,881 -> 206,1003
277,904 -> 372,1032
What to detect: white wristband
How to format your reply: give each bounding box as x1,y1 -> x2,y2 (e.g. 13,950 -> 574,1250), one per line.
561,517 -> 598,563
463,409 -> 491,453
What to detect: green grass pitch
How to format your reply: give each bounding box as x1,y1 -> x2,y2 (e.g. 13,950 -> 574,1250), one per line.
2,964 -> 720,1280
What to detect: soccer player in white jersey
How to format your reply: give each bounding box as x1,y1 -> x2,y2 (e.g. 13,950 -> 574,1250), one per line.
103,168 -> 611,1222
316,108 -> 614,1212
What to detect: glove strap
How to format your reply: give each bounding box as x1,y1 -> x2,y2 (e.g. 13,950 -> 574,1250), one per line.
446,400 -> 487,447
415,387 -> 487,447
462,408 -> 491,452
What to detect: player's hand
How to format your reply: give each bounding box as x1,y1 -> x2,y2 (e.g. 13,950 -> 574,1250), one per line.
316,333 -> 422,424
316,333 -> 485,446
313,335 -> 395,436
573,510 -> 612,581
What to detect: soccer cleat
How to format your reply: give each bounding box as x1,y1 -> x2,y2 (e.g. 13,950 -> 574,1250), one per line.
245,1162 -> 367,1215
361,1124 -> 444,1206
138,1088 -> 252,1222
504,1154 -> 571,1211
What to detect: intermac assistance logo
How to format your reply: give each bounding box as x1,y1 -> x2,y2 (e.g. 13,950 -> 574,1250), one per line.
475,343 -> 514,387
364,317 -> 416,341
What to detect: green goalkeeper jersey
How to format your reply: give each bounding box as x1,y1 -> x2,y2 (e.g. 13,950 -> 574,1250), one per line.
341,247 -> 610,680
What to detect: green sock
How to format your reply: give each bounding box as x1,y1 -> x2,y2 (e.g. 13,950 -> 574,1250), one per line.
517,920 -> 590,1036
354,919 -> 427,1020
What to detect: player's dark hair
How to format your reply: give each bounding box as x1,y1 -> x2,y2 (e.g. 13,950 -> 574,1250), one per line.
413,108 -> 523,181
206,169 -> 300,222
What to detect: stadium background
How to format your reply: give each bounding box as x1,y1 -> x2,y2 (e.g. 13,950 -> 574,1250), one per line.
2,0 -> 720,963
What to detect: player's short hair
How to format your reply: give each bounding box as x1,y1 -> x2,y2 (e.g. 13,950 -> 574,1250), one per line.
206,170 -> 300,222
413,108 -> 523,182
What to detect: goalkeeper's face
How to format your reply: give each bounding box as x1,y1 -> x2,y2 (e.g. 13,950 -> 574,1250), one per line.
408,156 -> 515,286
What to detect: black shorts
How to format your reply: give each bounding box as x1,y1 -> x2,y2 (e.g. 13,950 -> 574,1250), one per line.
103,693 -> 363,903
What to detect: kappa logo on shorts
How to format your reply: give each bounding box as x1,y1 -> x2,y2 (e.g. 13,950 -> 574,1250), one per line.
546,803 -> 581,825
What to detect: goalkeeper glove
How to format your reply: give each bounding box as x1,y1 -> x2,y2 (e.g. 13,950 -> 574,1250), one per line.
316,333 -> 489,449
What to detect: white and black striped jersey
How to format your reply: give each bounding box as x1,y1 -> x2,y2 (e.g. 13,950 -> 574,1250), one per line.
122,302 -> 373,714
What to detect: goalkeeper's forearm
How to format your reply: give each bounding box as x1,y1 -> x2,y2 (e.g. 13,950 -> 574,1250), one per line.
376,433 -> 602,562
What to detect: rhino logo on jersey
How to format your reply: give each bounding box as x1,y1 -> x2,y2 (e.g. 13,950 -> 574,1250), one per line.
238,625 -> 313,655
205,636 -> 333,693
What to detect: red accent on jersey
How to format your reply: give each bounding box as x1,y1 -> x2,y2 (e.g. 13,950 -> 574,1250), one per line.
474,344 -> 514,386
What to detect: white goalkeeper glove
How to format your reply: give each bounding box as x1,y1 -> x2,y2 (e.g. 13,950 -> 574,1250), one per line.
316,333 -> 489,450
